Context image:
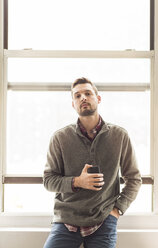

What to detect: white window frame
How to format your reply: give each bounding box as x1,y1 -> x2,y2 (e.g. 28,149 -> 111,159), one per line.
0,0 -> 158,229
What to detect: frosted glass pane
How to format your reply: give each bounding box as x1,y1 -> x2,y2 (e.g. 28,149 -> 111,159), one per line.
7,91 -> 75,174
8,0 -> 150,50
4,184 -> 54,212
124,185 -> 152,213
8,58 -> 150,83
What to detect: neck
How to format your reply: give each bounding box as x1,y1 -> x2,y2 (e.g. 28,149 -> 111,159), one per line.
79,113 -> 100,132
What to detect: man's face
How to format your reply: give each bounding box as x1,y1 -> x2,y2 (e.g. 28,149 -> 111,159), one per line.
72,83 -> 101,117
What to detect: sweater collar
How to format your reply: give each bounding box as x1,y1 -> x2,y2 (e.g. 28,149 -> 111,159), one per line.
78,116 -> 102,134
76,116 -> 109,138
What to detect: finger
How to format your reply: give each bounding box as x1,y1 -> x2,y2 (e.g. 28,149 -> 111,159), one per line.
91,177 -> 104,182
93,181 -> 105,187
90,173 -> 104,178
87,181 -> 104,190
91,186 -> 103,191
82,164 -> 92,173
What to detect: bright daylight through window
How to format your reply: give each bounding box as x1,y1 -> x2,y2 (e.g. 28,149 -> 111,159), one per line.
0,0 -> 153,214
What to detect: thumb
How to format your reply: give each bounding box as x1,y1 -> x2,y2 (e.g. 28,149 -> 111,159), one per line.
82,164 -> 92,173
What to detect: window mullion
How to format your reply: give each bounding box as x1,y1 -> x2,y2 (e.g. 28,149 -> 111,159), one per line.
0,0 -> 5,213
8,82 -> 150,92
2,175 -> 154,185
0,55 -> 8,213
4,49 -> 154,59
153,0 -> 158,214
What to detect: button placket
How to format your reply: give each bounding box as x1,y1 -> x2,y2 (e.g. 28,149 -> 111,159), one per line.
89,143 -> 95,165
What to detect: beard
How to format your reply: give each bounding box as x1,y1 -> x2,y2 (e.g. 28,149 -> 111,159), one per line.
79,103 -> 97,116
80,109 -> 96,116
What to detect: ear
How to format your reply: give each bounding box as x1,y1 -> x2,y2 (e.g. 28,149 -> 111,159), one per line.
97,95 -> 101,104
72,100 -> 74,108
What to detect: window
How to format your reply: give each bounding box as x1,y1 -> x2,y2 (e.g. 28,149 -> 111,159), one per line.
8,58 -> 150,82
1,0 -> 157,223
8,0 -> 150,50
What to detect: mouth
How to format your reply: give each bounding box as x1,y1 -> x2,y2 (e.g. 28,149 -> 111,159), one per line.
80,103 -> 90,109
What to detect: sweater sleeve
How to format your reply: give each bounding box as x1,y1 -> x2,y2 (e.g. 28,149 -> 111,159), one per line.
115,132 -> 142,214
43,134 -> 74,193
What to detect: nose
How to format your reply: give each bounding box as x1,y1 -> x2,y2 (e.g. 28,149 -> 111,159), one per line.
81,94 -> 87,102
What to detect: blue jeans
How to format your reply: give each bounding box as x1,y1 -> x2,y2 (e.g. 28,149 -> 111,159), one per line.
43,214 -> 118,248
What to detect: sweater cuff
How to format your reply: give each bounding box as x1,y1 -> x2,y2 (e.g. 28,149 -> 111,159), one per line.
71,178 -> 80,192
115,195 -> 132,215
114,206 -> 123,216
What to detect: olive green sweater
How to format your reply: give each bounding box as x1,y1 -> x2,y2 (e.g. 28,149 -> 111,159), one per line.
43,120 -> 141,226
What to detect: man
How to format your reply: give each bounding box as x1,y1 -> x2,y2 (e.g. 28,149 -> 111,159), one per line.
43,77 -> 141,248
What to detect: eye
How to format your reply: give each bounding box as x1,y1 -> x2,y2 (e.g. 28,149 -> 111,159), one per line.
75,94 -> 81,99
85,92 -> 91,96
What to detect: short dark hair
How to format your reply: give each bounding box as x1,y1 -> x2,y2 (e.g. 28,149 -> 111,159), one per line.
71,77 -> 98,96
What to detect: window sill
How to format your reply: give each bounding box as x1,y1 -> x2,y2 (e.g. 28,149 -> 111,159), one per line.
0,213 -> 158,229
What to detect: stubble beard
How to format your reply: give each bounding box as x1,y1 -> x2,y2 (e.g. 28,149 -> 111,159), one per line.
79,105 -> 97,117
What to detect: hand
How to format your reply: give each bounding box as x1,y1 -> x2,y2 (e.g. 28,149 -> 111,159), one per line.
74,164 -> 104,191
110,208 -> 120,219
